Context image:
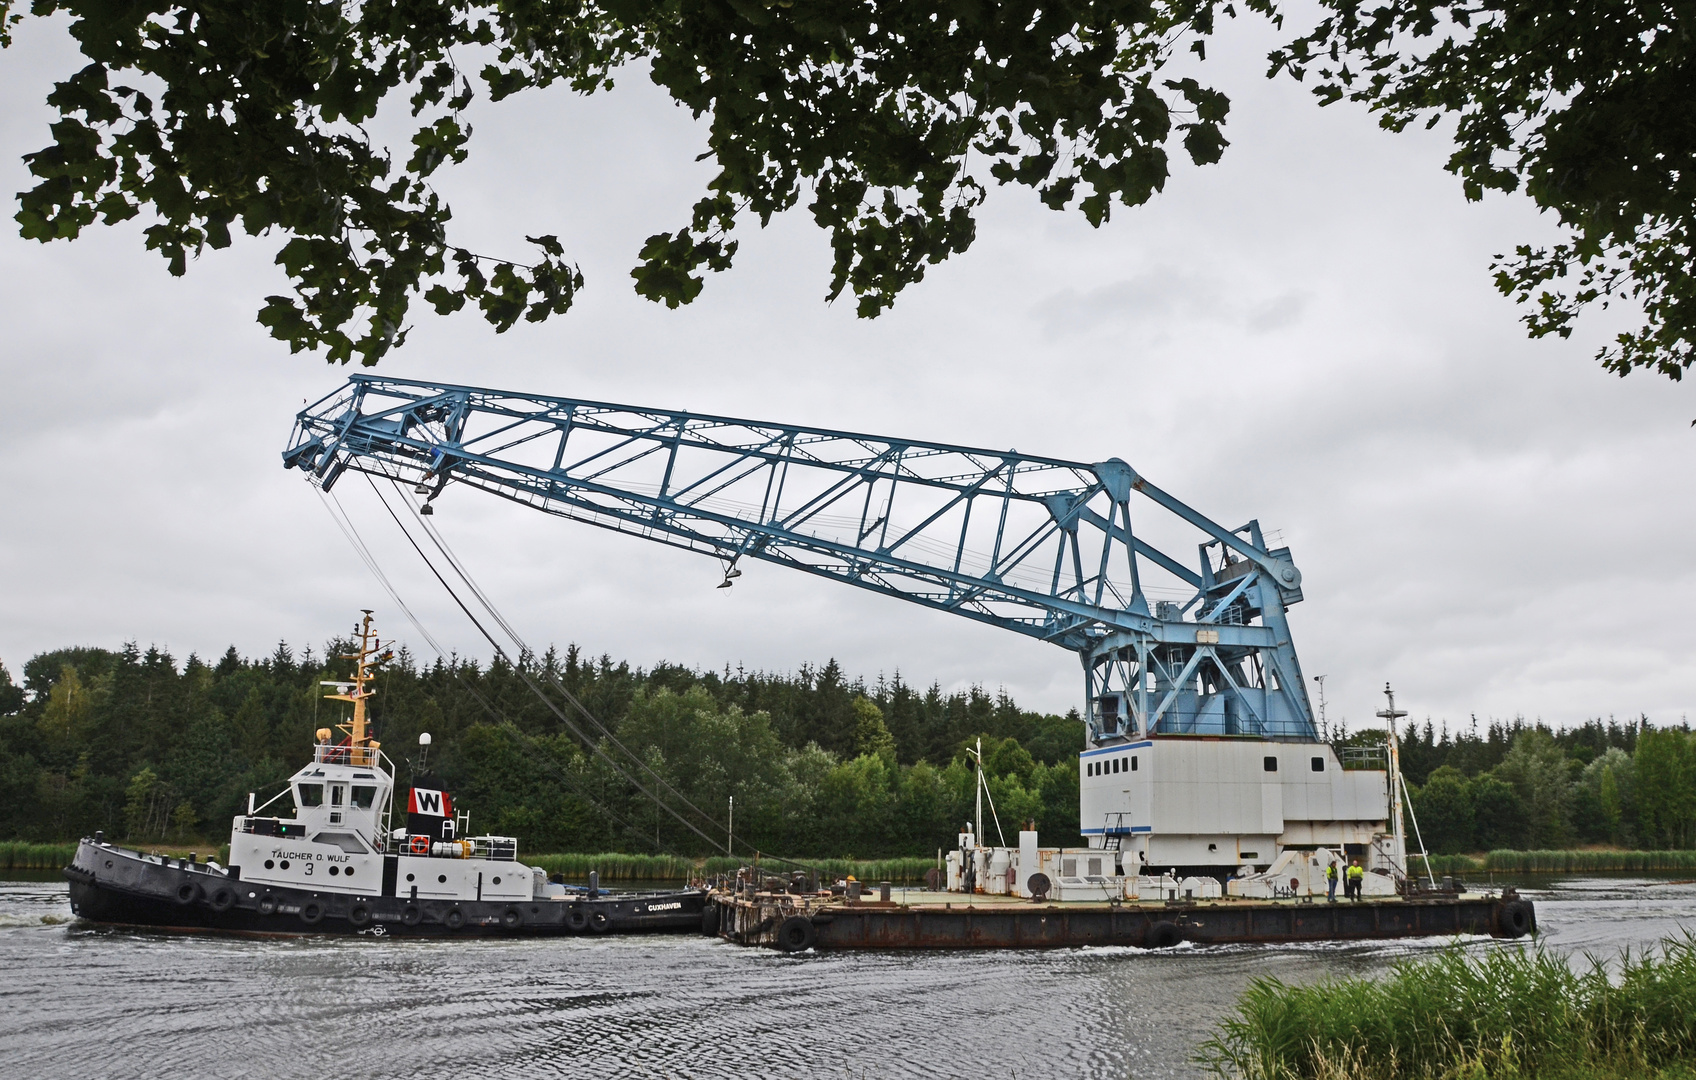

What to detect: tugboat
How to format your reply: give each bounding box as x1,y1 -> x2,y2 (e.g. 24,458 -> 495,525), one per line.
64,613 -> 708,936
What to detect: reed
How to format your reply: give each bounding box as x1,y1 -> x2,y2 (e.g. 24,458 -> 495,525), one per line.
1197,934 -> 1696,1080
1482,849 -> 1696,873
0,842 -> 78,870
524,852 -> 937,883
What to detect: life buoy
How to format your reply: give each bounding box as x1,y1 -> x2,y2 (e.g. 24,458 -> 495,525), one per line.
401,904 -> 422,926
565,907 -> 589,932
257,893 -> 278,916
700,905 -> 721,937
300,901 -> 323,925
208,887 -> 234,912
175,881 -> 199,905
348,904 -> 372,928
776,915 -> 817,953
408,835 -> 430,855
444,906 -> 465,930
1145,921 -> 1182,949
587,911 -> 611,934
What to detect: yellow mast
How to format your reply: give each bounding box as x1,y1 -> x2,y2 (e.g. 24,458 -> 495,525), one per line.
322,611 -> 390,764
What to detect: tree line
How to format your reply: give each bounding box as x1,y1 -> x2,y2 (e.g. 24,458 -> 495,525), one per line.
6,638 -> 1691,861
1388,718 -> 1696,854
0,639 -> 1083,859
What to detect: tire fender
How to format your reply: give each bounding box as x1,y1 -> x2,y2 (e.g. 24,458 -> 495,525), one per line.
348,903 -> 372,928
776,915 -> 817,953
1145,920 -> 1182,949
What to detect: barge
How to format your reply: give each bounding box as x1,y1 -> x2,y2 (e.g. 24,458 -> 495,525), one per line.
710,882 -> 1537,952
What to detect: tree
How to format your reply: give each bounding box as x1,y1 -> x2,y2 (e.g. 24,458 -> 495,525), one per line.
1494,728 -> 1573,849
7,1 -> 1690,376
1276,0 -> 1696,378
0,662 -> 24,716
0,0 -> 1230,365
1411,765 -> 1474,854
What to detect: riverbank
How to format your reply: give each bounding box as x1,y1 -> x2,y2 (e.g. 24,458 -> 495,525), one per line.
1198,934 -> 1696,1080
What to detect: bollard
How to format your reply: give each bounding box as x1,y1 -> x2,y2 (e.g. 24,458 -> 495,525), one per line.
847,880 -> 862,903
879,881 -> 891,903
588,870 -> 599,898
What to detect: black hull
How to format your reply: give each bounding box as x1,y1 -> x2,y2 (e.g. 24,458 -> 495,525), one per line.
66,839 -> 709,938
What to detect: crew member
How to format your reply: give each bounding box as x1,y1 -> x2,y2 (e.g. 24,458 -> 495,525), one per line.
1347,859 -> 1364,901
1325,860 -> 1339,902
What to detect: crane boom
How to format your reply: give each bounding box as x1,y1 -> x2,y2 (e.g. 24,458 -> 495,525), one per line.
284,374 -> 1317,743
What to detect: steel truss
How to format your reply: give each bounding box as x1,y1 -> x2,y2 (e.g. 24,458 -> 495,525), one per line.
284,375 -> 1318,743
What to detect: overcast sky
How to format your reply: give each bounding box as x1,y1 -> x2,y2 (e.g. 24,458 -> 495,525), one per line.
2,13 -> 1691,733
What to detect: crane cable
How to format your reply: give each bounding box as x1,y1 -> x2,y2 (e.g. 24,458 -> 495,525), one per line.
391,471 -> 731,837
352,471 -> 734,856
316,485 -> 703,863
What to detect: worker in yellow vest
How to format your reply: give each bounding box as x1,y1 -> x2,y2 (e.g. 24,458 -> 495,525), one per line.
1325,861 -> 1339,902
1347,859 -> 1364,901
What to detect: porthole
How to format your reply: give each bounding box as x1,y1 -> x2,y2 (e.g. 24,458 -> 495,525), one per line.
279,860 -> 290,870
492,876 -> 502,885
1263,756 -> 1278,772
264,859 -> 275,870
1311,756 -> 1325,772
105,860 -> 114,869
438,874 -> 447,883
329,866 -> 340,876
345,866 -> 355,877
406,873 -> 415,882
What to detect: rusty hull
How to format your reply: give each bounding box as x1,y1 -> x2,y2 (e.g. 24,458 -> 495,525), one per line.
713,890 -> 1533,950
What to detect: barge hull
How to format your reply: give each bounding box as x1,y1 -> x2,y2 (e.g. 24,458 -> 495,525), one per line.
717,893 -> 1535,950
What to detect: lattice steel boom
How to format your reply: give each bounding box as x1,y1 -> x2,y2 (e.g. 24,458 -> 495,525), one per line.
284,375 -> 1318,743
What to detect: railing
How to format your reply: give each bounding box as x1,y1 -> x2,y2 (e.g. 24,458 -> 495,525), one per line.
1341,745 -> 1388,770
238,816 -> 307,838
375,833 -> 520,861
311,744 -> 393,772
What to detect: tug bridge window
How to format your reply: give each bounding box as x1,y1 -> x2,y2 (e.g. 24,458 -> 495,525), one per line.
350,786 -> 378,809
297,783 -> 324,807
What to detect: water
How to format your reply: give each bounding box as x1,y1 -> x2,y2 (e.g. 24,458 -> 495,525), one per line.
3,877 -> 1694,1080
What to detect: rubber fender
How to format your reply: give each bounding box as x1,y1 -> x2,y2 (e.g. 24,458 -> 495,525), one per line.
1145,921 -> 1182,949
700,905 -> 722,937
174,881 -> 199,905
348,903 -> 372,928
400,904 -> 422,926
586,910 -> 612,934
299,901 -> 323,925
776,915 -> 817,953
565,907 -> 589,932
501,907 -> 521,930
444,906 -> 465,930
1497,900 -> 1533,939
257,893 -> 278,916
208,887 -> 235,912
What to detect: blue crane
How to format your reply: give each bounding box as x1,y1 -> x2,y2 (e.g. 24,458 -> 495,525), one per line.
283,375 -> 1317,744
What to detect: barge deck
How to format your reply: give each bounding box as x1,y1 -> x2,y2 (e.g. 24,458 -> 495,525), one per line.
710,886 -> 1536,951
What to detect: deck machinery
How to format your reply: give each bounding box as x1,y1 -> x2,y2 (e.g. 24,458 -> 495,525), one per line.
284,375 -> 1402,899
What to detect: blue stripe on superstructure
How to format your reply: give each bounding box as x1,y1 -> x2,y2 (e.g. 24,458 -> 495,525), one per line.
1079,741 -> 1152,758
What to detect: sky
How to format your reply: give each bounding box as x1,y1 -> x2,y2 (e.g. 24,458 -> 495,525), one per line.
1,12 -> 1692,734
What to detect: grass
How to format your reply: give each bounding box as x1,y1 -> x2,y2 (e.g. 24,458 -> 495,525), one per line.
525,852 -> 937,883
1197,934 -> 1696,1080
1413,850 -> 1696,876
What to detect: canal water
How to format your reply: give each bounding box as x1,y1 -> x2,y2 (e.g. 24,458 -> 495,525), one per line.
3,875 -> 1693,1079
